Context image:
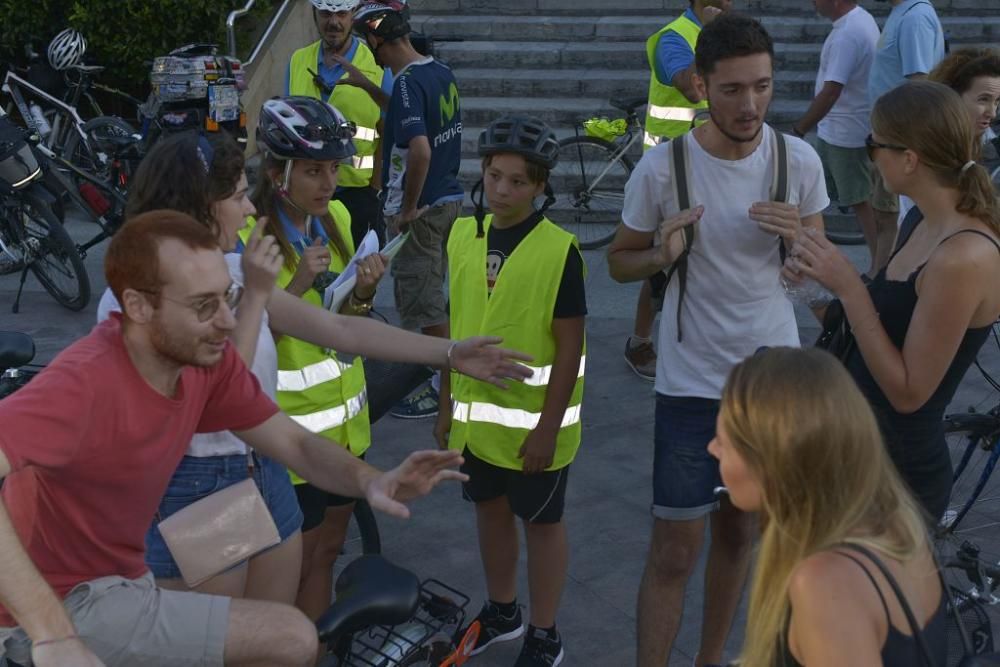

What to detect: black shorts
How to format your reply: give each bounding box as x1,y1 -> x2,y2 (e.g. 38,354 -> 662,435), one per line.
295,478 -> 358,533
460,447 -> 569,524
334,185 -> 383,248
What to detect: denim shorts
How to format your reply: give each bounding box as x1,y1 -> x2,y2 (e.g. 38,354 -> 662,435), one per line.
652,394 -> 722,520
146,453 -> 304,580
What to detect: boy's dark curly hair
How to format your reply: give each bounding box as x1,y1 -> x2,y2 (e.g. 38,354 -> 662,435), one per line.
695,13 -> 774,79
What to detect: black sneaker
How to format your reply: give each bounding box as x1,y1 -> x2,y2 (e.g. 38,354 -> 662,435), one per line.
466,601 -> 524,656
514,626 -> 564,667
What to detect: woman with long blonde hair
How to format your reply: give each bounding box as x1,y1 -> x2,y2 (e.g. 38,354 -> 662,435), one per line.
709,347 -> 945,666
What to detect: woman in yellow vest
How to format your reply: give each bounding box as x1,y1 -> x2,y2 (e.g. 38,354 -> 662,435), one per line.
438,116 -> 586,667
249,96 -> 384,621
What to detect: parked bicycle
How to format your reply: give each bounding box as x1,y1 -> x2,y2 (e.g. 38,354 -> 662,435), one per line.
0,116 -> 89,312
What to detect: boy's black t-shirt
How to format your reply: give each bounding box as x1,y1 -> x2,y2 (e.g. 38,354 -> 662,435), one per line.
485,216 -> 587,319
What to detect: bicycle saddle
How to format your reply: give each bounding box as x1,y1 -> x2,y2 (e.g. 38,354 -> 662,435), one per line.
0,332 -> 35,372
316,555 -> 421,643
610,96 -> 648,114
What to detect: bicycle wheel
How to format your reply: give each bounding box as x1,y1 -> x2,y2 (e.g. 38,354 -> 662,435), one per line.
62,116 -> 138,186
938,414 -> 1000,541
14,193 -> 91,310
548,136 -> 633,250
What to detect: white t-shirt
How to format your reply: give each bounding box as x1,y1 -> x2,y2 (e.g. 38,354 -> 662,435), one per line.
97,253 -> 278,457
622,125 -> 830,398
816,6 -> 880,148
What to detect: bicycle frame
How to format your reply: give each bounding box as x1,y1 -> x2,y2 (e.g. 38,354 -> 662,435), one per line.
2,71 -> 89,155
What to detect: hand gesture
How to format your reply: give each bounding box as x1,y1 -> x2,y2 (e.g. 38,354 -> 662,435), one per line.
32,637 -> 105,667
388,206 -> 430,236
240,218 -> 282,296
750,201 -> 802,242
365,450 -> 468,518
353,252 -> 387,298
290,237 -> 331,291
656,206 -> 703,266
517,426 -> 557,474
702,5 -> 723,24
448,336 -> 534,388
332,53 -> 369,89
785,227 -> 862,297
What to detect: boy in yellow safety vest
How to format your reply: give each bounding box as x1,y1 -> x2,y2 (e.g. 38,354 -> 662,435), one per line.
436,116 -> 586,667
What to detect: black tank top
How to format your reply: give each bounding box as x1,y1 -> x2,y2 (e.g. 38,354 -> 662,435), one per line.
845,214 -> 1000,516
778,550 -> 947,666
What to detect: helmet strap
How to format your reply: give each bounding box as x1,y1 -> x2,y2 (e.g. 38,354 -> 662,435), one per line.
538,182 -> 556,216
276,159 -> 312,219
471,178 -> 487,238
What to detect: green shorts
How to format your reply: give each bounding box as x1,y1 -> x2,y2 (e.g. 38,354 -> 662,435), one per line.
813,138 -> 872,207
870,162 -> 900,213
390,200 -> 461,331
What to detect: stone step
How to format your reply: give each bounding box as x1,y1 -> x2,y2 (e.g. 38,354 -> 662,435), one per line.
418,15 -> 1000,44
436,40 -> 824,71
414,0 -> 994,17
459,95 -> 805,128
452,67 -> 817,100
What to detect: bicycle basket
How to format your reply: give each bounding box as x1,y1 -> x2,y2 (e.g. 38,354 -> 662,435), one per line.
340,579 -> 469,666
582,117 -> 627,142
0,116 -> 40,190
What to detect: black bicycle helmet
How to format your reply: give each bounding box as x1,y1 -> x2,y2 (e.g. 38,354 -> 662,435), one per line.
353,0 -> 411,41
257,96 -> 356,162
478,116 -> 560,170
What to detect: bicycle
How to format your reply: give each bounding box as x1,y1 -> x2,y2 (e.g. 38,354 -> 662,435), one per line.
317,554 -> 480,667
0,331 -> 42,399
547,96 -> 645,250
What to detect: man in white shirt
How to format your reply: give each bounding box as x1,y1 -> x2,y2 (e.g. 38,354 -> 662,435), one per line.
793,0 -> 883,275
607,14 -> 829,667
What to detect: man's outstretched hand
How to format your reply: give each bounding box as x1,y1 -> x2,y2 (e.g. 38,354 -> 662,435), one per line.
450,337 -> 534,388
364,450 -> 468,519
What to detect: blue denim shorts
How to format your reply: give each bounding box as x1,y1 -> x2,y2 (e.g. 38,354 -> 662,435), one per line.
145,453 -> 304,580
652,394 -> 722,520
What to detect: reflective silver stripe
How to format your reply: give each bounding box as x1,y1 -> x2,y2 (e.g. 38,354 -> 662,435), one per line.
289,388 -> 368,433
276,358 -> 348,392
351,155 -> 375,170
354,126 -> 377,142
451,401 -> 581,430
648,105 -> 697,122
520,356 -> 586,387
643,131 -> 662,148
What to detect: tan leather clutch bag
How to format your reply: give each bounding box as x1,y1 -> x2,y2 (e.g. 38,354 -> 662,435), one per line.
157,477 -> 280,587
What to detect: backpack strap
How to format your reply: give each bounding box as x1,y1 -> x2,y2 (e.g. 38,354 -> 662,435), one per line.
662,135 -> 695,342
771,129 -> 791,263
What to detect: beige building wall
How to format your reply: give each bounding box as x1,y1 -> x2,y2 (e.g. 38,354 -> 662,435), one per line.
242,0 -> 318,155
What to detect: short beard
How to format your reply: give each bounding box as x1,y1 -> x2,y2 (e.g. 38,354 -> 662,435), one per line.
709,106 -> 766,144
149,318 -> 213,368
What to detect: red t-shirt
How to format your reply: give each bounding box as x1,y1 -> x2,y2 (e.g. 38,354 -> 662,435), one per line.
0,316 -> 279,626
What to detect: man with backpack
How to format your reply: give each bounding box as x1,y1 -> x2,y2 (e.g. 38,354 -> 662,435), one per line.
607,15 -> 829,667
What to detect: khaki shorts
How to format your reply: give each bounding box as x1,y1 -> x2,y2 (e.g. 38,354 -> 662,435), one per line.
390,200 -> 461,331
0,572 -> 229,666
814,138 -> 872,207
870,163 -> 900,213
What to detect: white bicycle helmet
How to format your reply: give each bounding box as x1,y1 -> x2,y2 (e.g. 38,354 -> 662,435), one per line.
310,0 -> 361,11
47,29 -> 87,71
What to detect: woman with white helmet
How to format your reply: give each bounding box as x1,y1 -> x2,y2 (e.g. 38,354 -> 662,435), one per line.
47,28 -> 87,71
248,95 -> 387,621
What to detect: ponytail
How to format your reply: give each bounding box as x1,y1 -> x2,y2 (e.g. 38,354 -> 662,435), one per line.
955,161 -> 1000,234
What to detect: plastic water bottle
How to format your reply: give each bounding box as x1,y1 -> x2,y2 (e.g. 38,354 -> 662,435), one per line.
28,103 -> 51,137
781,276 -> 834,308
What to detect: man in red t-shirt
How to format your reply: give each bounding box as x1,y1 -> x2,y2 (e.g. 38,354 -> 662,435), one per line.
0,211 -> 466,667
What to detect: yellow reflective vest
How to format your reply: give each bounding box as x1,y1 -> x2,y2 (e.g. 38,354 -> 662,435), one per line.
644,14 -> 708,149
289,39 -> 383,188
239,201 -> 370,485
446,214 -> 586,471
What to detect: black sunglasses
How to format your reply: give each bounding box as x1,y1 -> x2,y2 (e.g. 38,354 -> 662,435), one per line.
865,134 -> 907,161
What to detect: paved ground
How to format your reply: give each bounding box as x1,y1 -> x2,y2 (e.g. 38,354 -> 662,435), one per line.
2,214 -> 1000,666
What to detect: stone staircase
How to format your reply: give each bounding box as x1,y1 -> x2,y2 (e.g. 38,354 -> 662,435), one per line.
410,0 -> 1000,221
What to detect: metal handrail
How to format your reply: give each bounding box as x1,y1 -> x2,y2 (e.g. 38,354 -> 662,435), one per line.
247,0 -> 292,67
226,0 -> 257,57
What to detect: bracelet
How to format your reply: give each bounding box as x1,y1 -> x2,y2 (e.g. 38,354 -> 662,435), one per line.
33,634 -> 80,648
446,341 -> 458,370
348,290 -> 373,315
